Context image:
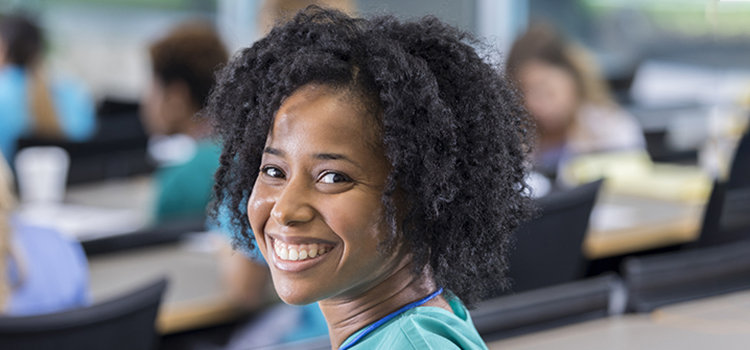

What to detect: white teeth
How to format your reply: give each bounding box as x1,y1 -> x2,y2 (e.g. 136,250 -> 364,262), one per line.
273,240 -> 331,262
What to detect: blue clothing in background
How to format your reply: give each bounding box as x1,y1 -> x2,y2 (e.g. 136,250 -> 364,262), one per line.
5,221 -> 91,316
0,65 -> 96,162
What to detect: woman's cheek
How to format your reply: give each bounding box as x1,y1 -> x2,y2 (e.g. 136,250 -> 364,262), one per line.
247,184 -> 274,234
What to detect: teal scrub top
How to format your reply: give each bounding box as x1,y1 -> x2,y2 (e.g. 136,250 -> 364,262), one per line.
154,140 -> 221,222
340,296 -> 488,350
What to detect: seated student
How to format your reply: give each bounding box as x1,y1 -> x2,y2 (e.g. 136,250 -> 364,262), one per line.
506,24 -> 645,179
206,7 -> 535,349
0,154 -> 89,316
141,21 -> 227,222
0,14 -> 96,163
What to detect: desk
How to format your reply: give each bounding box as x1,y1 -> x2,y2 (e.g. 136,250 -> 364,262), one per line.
88,240 -> 249,334
584,192 -> 704,259
488,289 -> 750,350
76,175 -> 706,334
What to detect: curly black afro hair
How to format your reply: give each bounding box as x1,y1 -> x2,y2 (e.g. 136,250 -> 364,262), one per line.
206,6 -> 536,307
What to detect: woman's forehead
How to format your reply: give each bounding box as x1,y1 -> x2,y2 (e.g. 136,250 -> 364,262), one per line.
266,87 -> 381,155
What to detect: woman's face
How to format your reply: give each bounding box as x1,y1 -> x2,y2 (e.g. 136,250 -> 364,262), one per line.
518,60 -> 580,135
247,86 -> 403,305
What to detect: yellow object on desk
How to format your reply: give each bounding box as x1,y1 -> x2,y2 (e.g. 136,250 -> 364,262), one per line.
560,150 -> 712,203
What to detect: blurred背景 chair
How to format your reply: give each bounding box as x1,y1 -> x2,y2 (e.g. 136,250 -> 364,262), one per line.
623,239 -> 750,313
505,180 -> 603,294
0,278 -> 167,350
727,129 -> 749,190
471,273 -> 626,342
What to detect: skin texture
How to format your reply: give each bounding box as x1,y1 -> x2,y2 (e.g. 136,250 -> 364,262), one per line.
247,86 -> 449,347
517,60 -> 580,150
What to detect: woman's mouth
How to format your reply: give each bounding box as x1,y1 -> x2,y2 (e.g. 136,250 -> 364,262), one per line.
272,239 -> 334,262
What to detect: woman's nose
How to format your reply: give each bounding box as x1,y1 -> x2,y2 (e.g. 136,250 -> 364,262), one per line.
270,178 -> 315,226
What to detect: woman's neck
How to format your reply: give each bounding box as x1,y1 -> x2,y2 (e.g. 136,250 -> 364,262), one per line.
318,261 -> 450,349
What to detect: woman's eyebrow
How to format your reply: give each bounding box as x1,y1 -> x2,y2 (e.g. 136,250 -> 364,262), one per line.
264,147 -> 284,156
313,153 -> 363,170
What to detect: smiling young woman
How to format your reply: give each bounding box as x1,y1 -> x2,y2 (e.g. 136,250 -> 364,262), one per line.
206,7 -> 535,350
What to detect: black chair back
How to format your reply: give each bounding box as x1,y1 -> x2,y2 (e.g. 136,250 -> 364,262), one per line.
505,180 -> 602,293
0,278 -> 168,350
728,130 -> 750,190
82,217 -> 208,256
695,181 -> 750,248
471,274 -> 625,342
624,240 -> 750,313
16,103 -> 152,184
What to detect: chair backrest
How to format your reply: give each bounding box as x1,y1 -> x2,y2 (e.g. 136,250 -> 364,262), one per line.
727,130 -> 750,190
695,180 -> 727,248
0,278 -> 168,350
82,217 -> 207,256
471,273 -> 626,342
623,240 -> 750,313
695,181 -> 750,248
16,110 -> 151,185
505,180 -> 602,293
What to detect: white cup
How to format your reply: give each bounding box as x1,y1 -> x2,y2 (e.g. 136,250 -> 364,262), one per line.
14,146 -> 70,205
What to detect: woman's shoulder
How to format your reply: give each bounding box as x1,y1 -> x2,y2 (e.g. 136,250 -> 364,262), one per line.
353,297 -> 488,350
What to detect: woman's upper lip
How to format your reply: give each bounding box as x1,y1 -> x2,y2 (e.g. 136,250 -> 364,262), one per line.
266,233 -> 336,245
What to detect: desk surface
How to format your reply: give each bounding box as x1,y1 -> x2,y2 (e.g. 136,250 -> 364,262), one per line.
87,240 -> 248,334
585,192 -> 704,259
488,289 -> 750,350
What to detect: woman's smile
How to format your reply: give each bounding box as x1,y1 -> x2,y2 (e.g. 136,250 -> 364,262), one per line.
247,85 -> 399,306
266,235 -> 336,272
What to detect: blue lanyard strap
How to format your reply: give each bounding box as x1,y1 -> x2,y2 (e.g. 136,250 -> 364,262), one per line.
338,287 -> 444,350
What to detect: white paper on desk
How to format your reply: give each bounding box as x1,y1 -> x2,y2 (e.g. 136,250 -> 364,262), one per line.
589,204 -> 639,232
630,60 -> 750,107
15,204 -> 146,241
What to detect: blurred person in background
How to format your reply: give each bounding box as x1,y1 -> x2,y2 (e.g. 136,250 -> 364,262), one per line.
506,24 -> 645,180
141,21 -> 227,223
0,153 -> 90,316
0,14 -> 96,164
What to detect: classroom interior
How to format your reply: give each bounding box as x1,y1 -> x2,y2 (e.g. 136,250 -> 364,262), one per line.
1,0 -> 750,349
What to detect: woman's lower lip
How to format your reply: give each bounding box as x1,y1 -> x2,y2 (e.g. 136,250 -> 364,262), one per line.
268,239 -> 332,273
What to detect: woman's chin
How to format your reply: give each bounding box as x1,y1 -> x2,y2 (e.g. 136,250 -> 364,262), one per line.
273,280 -> 322,306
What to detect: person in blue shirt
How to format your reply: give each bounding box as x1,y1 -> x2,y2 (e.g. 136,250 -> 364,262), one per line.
204,7 -> 536,349
0,14 -> 96,163
0,154 -> 90,315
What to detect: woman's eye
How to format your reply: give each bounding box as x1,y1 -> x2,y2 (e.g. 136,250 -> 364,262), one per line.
262,166 -> 285,179
319,172 -> 350,184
